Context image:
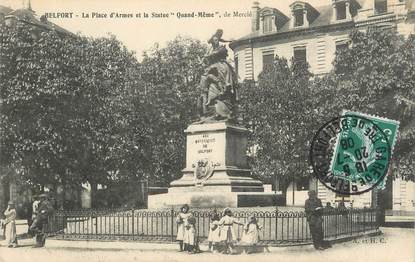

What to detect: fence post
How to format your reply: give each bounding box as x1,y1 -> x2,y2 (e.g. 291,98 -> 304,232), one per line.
335,211 -> 338,239
363,209 -> 366,233
132,208 -> 135,238
275,206 -> 278,243
61,212 -> 65,239
95,214 -> 98,236
376,208 -> 381,230
171,206 -> 174,242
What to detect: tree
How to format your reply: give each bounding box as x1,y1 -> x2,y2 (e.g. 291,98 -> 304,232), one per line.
239,56 -> 313,198
120,36 -> 207,186
0,22 -> 139,206
0,19 -> 209,207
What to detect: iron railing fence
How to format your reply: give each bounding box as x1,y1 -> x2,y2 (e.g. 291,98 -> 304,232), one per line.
46,207 -> 379,246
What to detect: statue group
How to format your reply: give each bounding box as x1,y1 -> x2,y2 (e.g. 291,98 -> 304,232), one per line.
197,29 -> 238,123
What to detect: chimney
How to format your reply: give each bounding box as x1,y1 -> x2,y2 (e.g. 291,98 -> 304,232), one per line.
251,1 -> 260,32
40,15 -> 47,23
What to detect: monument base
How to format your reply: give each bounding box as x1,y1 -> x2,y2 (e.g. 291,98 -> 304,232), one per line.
150,121 -> 267,209
148,191 -> 282,209
169,167 -> 264,193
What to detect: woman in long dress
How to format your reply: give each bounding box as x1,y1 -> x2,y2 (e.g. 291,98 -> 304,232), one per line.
3,201 -> 18,248
218,208 -> 244,254
176,204 -> 191,252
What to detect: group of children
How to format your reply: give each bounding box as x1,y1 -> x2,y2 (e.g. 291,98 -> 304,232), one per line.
176,205 -> 262,254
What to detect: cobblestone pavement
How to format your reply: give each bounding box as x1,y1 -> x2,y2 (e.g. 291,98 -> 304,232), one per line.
0,228 -> 413,262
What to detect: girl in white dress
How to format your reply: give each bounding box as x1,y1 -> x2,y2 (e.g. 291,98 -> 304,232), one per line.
184,216 -> 199,253
207,213 -> 220,252
241,215 -> 262,253
218,208 -> 244,254
176,204 -> 191,252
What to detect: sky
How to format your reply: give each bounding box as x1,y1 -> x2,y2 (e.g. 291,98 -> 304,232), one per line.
1,0 -> 332,60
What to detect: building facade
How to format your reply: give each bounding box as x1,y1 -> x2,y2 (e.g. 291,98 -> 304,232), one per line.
230,0 -> 415,212
231,0 -> 415,80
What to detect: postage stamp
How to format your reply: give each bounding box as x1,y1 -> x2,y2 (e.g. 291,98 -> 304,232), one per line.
309,111 -> 400,195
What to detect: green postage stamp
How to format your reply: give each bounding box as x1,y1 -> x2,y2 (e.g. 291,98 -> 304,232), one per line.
310,111 -> 400,195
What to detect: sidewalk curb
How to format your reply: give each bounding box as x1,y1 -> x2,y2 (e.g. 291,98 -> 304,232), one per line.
38,230 -> 382,252
45,239 -> 179,251
45,239 -> 314,252
43,239 -> 317,253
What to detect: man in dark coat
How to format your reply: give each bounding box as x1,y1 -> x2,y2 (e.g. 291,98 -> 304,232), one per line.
30,194 -> 53,247
305,190 -> 331,250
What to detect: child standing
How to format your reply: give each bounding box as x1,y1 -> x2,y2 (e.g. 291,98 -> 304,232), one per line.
207,213 -> 221,252
241,215 -> 262,253
184,216 -> 199,254
218,208 -> 244,254
176,204 -> 191,252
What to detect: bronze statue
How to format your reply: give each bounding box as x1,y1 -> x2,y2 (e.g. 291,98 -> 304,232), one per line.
197,29 -> 238,123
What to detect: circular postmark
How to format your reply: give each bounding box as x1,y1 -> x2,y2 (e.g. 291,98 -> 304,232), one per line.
309,114 -> 392,195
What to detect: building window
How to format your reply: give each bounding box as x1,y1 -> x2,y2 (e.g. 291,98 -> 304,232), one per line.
336,41 -> 349,52
262,52 -> 274,70
293,9 -> 304,27
293,46 -> 307,64
336,2 -> 347,20
263,15 -> 274,33
234,56 -> 239,76
374,0 -> 387,15
335,193 -> 351,203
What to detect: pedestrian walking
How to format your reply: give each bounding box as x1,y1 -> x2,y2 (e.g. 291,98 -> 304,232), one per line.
305,190 -> 331,250
218,208 -> 244,254
2,201 -> 18,248
30,193 -> 53,247
28,195 -> 40,234
338,200 -> 348,218
176,204 -> 192,252
207,212 -> 221,253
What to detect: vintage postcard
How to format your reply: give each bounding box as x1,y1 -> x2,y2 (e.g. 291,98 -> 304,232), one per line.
0,0 -> 414,261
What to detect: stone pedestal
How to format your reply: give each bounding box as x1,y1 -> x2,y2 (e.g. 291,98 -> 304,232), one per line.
148,121 -> 265,208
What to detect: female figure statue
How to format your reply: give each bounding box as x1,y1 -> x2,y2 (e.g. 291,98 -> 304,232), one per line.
197,29 -> 238,122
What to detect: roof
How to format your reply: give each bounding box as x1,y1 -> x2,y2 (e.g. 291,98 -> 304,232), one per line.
3,7 -> 74,36
230,1 -> 365,49
7,8 -> 43,26
0,5 -> 12,15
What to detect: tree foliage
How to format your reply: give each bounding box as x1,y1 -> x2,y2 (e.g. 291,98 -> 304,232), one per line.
239,58 -> 313,192
0,21 -> 206,198
0,22 -> 138,193
119,36 -> 206,186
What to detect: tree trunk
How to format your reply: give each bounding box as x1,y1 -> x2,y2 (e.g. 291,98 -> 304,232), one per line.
280,179 -> 289,206
0,179 -> 8,219
90,181 -> 98,209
